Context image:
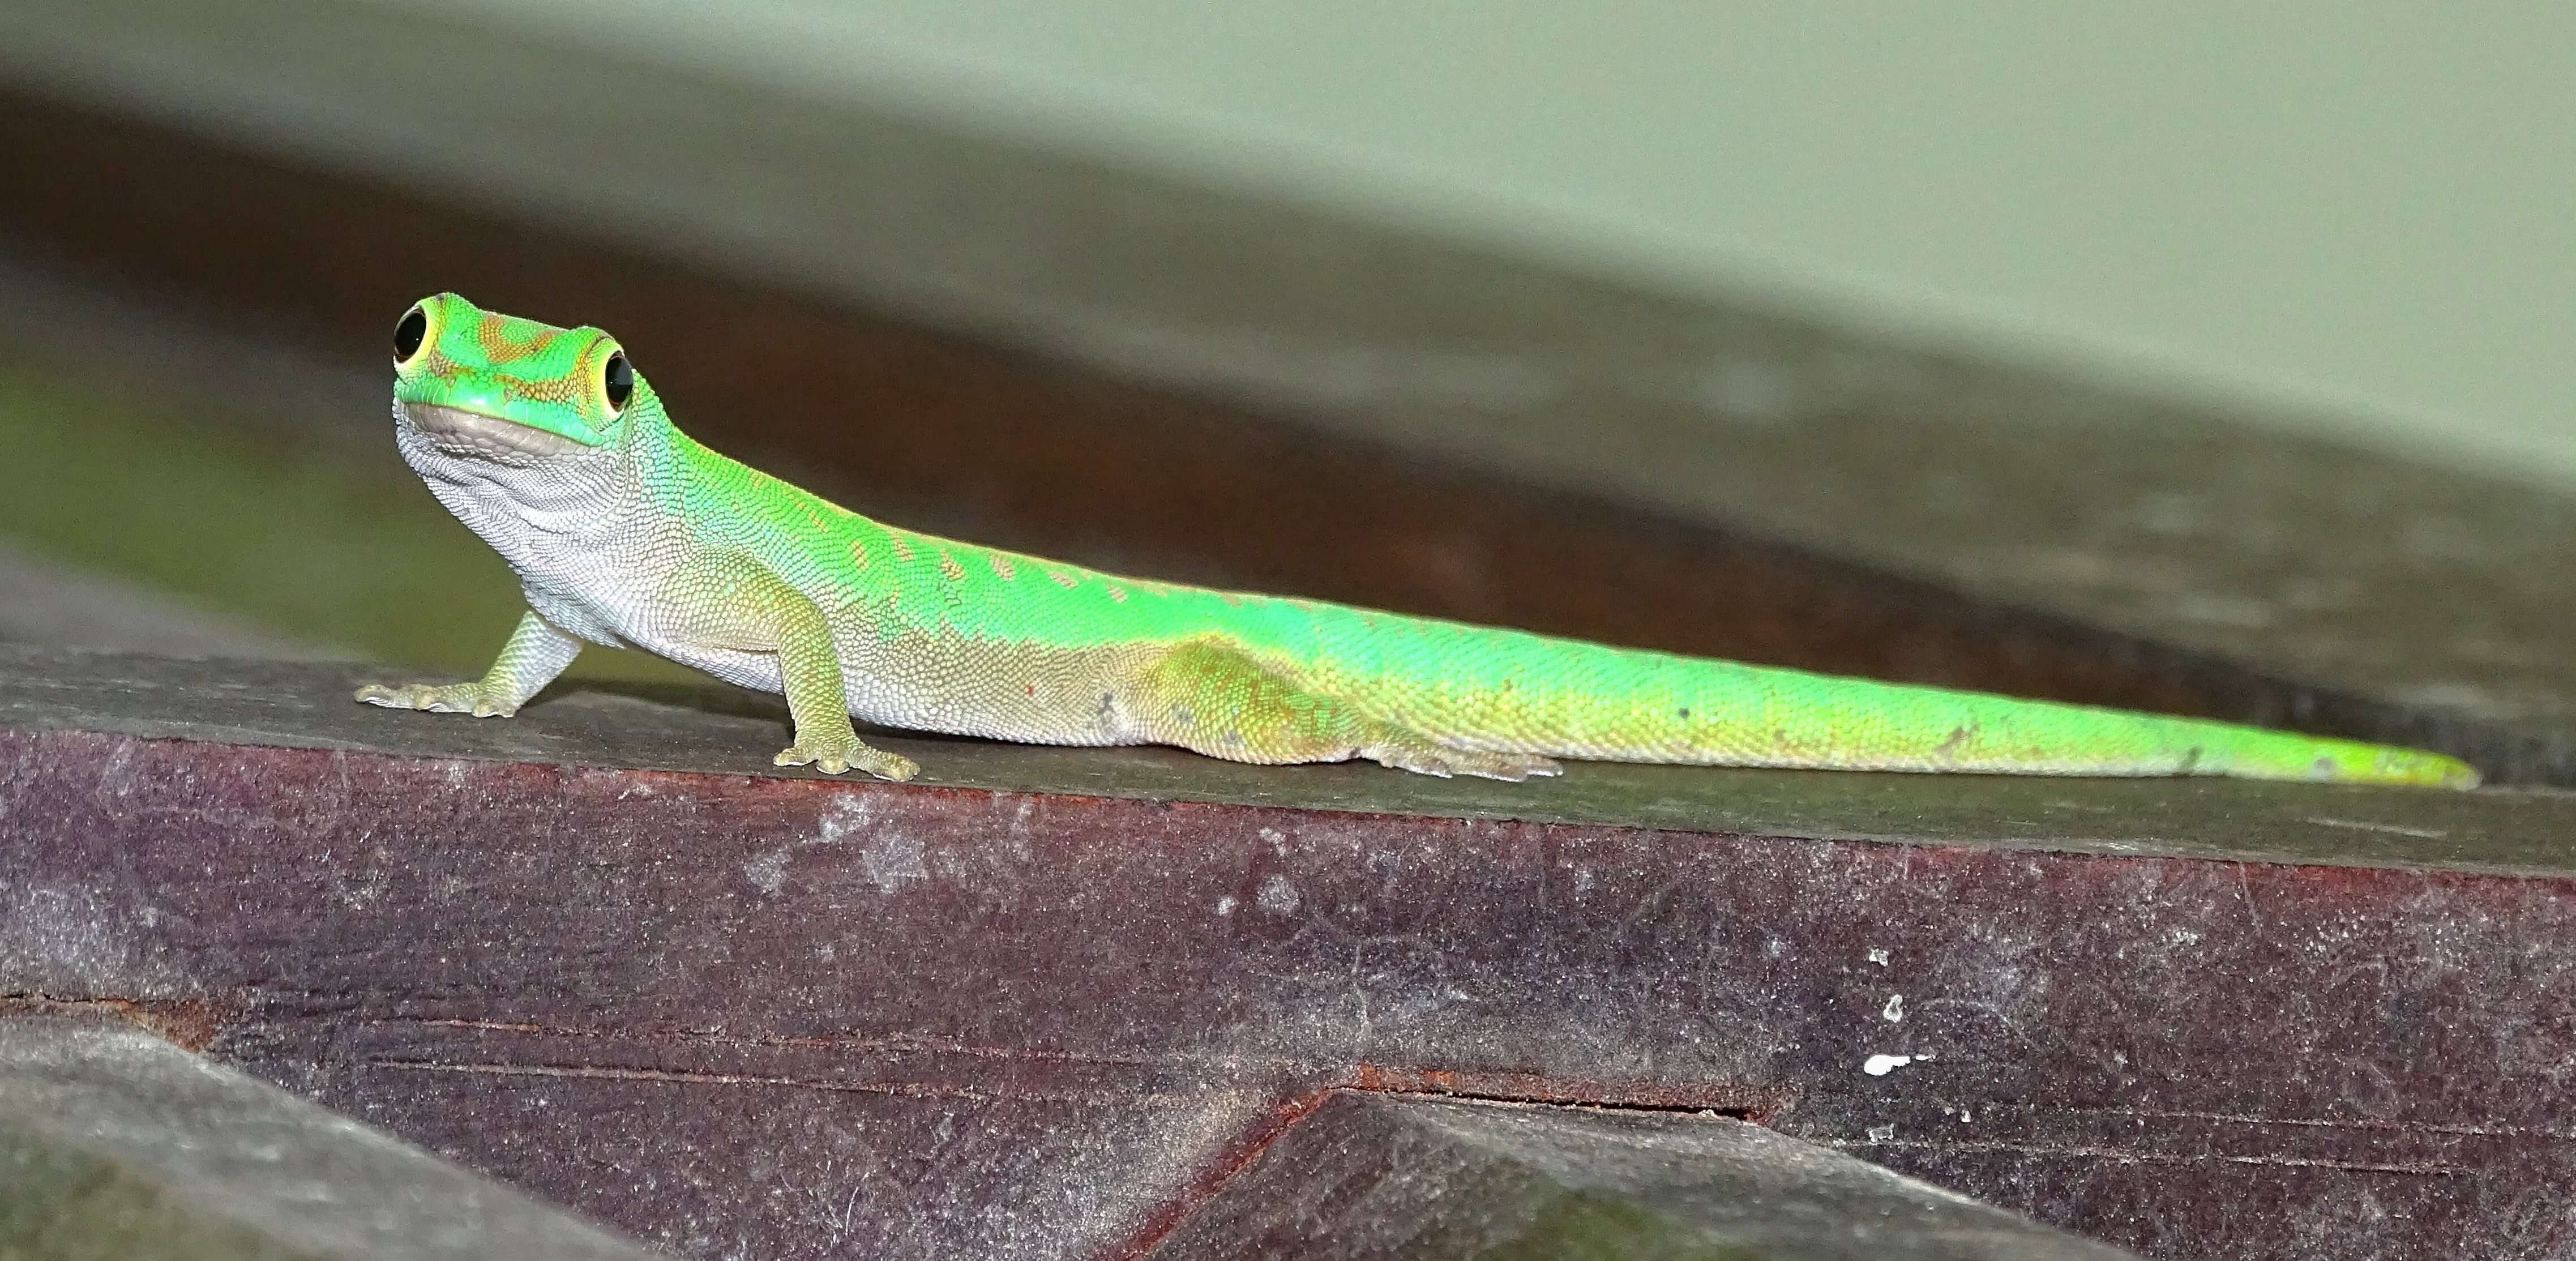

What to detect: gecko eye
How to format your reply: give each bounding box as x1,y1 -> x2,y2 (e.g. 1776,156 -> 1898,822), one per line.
392,305 -> 429,363
601,352 -> 634,412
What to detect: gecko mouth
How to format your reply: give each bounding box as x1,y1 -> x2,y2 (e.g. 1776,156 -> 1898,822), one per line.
402,402 -> 591,459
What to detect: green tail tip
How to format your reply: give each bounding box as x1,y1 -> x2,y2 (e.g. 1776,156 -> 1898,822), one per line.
2344,745 -> 2481,789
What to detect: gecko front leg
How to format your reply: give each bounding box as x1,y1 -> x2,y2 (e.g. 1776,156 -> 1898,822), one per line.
664,552 -> 919,782
356,609 -> 581,717
769,595 -> 918,781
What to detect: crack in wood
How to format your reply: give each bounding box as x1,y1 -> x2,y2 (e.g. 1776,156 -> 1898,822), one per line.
1843,1135 -> 2472,1178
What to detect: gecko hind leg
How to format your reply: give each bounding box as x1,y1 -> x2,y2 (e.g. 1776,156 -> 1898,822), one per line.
1135,640 -> 1564,781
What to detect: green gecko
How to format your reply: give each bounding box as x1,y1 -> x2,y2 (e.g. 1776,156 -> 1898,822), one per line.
356,294 -> 2479,789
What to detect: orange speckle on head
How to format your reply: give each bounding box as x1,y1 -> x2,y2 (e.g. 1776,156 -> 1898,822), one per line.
1024,683 -> 1037,697
990,554 -> 1016,580
477,312 -> 558,362
939,553 -> 968,582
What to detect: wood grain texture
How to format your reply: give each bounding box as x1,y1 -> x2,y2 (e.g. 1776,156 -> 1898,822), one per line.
5,648 -> 2572,1259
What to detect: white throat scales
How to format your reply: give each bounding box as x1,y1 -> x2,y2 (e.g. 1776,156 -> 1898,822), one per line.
391,397 -> 659,644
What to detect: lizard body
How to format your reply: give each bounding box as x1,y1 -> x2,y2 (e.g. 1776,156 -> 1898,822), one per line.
358,294 -> 2477,788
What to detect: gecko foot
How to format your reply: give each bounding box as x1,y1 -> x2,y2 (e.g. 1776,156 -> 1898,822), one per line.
1364,736 -> 1564,781
354,681 -> 521,718
776,741 -> 921,782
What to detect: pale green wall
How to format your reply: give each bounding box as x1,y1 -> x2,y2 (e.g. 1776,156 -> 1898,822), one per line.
420,0 -> 2576,488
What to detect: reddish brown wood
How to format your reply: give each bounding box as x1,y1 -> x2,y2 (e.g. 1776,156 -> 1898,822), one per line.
5,651 -> 2572,1259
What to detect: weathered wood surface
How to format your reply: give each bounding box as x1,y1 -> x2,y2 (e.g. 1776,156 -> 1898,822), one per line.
5,646 -> 2572,1259
0,1014 -> 660,1261
1144,1092 -> 2145,1261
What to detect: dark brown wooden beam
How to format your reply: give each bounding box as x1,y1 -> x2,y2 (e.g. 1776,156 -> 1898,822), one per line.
6,646 -> 2570,1259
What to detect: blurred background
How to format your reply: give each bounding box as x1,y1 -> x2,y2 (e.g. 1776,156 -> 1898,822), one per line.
0,0 -> 2569,771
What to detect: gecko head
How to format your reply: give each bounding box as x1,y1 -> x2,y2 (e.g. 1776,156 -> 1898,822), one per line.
389,293 -> 653,461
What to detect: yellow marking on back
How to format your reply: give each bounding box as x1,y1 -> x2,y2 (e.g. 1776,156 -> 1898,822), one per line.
991,554 -> 1017,580
939,553 -> 968,582
848,540 -> 870,570
890,536 -> 916,562
1048,570 -> 1079,589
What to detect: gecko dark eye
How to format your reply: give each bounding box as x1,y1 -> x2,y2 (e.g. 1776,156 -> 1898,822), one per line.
392,306 -> 428,362
602,352 -> 634,411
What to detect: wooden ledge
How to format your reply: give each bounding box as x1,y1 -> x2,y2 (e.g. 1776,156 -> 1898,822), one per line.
4,644 -> 2568,876
4,644 -> 2571,1259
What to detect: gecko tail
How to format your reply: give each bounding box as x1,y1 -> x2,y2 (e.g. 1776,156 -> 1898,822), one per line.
1283,604 -> 2480,788
1582,664 -> 2486,788
1356,627 -> 2481,787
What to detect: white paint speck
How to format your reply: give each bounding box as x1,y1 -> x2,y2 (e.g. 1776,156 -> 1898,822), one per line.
1216,895 -> 1237,917
1573,867 -> 1595,894
1865,947 -> 1890,967
1863,1054 -> 1914,1076
1881,994 -> 1905,1022
1867,1124 -> 1895,1142
1257,874 -> 1300,914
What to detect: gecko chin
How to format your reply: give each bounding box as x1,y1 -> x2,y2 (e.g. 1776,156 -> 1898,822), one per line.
400,401 -> 593,461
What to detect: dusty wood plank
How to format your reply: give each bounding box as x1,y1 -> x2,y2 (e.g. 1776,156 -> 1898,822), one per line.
4,647 -> 2571,1259
3,645 -> 2566,875
0,1015 -> 660,1261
